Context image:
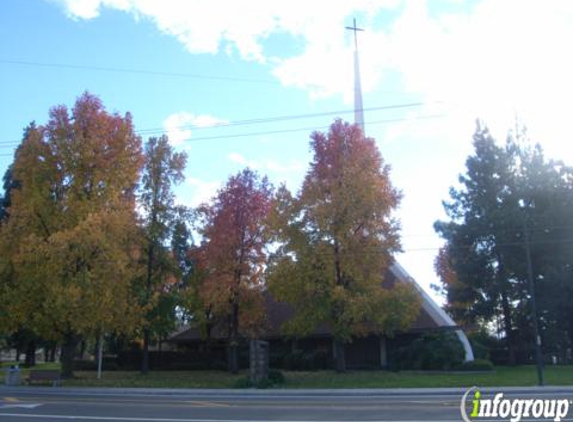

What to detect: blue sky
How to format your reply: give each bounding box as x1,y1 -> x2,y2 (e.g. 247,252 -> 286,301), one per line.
2,0 -> 573,303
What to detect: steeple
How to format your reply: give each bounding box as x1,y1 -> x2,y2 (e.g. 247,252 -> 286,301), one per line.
346,18 -> 365,134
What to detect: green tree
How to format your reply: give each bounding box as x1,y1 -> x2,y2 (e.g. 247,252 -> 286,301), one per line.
138,135 -> 187,374
0,93 -> 144,377
267,120 -> 419,372
512,140 -> 573,358
435,121 -> 573,364
435,122 -> 524,364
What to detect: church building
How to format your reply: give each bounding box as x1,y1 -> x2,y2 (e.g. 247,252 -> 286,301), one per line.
168,20 -> 474,369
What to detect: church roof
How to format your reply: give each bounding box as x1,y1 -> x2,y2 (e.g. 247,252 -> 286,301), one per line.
167,260 -> 456,343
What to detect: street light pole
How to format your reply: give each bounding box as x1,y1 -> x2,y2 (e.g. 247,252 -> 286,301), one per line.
523,216 -> 544,386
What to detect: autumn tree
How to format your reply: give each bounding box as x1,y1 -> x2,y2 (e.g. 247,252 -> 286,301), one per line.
0,93 -> 144,377
0,137 -> 46,367
197,169 -> 272,373
138,135 -> 187,374
181,243 -> 218,352
0,165 -> 17,222
433,245 -> 491,327
0,165 -> 17,346
267,120 -> 419,372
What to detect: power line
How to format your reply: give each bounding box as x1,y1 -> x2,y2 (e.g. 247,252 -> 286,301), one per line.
135,102 -> 433,136
0,59 -> 276,84
159,114 -> 446,144
0,101 -> 437,147
0,113 -> 447,156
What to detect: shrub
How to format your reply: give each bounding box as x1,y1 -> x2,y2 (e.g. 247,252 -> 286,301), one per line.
468,330 -> 503,361
234,371 -> 285,389
392,331 -> 465,371
268,369 -> 286,384
281,350 -> 329,370
233,377 -> 253,389
115,350 -> 231,371
255,378 -> 273,389
457,359 -> 494,371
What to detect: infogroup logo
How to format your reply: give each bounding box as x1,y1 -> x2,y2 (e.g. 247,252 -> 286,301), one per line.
460,387 -> 571,422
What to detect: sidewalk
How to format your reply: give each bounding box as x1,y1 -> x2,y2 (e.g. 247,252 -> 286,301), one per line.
2,385 -> 573,397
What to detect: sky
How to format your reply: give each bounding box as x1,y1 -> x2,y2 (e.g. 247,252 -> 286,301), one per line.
1,0 -> 573,304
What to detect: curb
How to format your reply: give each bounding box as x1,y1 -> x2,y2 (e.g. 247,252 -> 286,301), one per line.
2,385 -> 573,397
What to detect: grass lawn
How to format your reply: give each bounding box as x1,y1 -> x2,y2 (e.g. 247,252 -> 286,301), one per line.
5,365 -> 569,389
66,370 -> 243,388
1,361 -> 60,373
283,366 -> 573,388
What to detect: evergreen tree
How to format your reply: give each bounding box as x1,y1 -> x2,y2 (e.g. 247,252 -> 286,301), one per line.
435,121 -> 573,363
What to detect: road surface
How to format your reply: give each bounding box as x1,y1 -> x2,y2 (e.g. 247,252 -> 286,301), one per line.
1,386 -> 573,421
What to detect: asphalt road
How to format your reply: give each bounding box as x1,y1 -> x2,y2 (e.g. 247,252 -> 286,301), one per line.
1,386 -> 573,422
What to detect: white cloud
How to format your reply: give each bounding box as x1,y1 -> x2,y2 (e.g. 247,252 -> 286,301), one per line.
228,152 -> 260,169
375,0 -> 573,162
54,0 -> 573,135
52,0 -> 401,73
185,177 -> 221,207
163,112 -> 228,146
264,159 -> 304,173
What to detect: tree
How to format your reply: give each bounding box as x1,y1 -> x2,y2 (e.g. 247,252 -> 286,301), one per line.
433,246 -> 475,326
267,120 -> 419,372
0,165 -> 17,222
435,121 -> 573,364
512,140 -> 573,359
197,168 -> 272,373
0,93 -> 144,377
171,219 -> 193,285
0,132 -> 35,363
170,219 -> 195,327
435,122 -> 524,364
0,165 -> 17,342
138,135 -> 187,374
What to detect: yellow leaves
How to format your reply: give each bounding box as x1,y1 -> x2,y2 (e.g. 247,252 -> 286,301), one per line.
4,208 -> 143,339
267,120 -> 420,342
0,93 -> 147,340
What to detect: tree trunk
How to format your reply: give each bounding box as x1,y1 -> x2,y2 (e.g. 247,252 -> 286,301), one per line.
142,237 -> 155,375
291,339 -> 299,353
158,337 -> 163,368
500,289 -> 516,366
49,344 -> 57,362
496,254 -> 516,366
332,239 -> 347,373
228,303 -> 240,374
206,323 -> 212,353
141,328 -> 150,375
24,340 -> 36,367
334,339 -> 346,373
60,333 -> 79,379
94,335 -> 100,362
79,339 -> 86,360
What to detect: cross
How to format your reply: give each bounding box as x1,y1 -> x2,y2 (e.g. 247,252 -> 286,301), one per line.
345,18 -> 364,50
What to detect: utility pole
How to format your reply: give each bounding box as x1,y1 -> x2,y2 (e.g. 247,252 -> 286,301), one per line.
523,215 -> 544,386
